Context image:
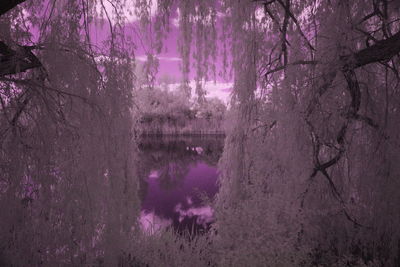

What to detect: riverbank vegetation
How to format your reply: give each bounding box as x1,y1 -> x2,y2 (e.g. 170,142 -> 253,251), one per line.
135,84 -> 226,136
1,0 -> 400,266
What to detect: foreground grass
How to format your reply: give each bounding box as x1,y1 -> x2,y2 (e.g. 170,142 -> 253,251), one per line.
114,226 -> 384,267
125,227 -> 215,267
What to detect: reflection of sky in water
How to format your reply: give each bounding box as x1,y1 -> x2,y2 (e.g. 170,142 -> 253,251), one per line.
140,162 -> 219,233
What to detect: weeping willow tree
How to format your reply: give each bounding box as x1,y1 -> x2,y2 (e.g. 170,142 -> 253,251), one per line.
214,1 -> 400,266
0,1 -> 140,265
1,0 -> 400,266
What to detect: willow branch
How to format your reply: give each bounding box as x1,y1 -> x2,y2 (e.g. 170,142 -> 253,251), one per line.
276,0 -> 315,51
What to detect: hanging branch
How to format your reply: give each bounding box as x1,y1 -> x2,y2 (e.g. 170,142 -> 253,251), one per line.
266,30 -> 400,79
263,5 -> 291,47
276,0 -> 315,51
280,0 -> 290,68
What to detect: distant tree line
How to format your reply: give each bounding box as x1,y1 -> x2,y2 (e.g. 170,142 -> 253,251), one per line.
135,84 -> 227,135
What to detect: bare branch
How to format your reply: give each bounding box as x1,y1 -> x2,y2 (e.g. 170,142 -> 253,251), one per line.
0,78 -> 90,103
264,60 -> 318,76
356,11 -> 378,25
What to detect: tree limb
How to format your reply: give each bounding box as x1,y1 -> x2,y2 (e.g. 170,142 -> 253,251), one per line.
0,41 -> 43,76
345,30 -> 400,69
0,0 -> 27,17
276,0 -> 315,51
264,60 -> 317,76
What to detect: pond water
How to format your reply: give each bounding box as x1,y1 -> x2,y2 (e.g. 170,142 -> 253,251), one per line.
138,135 -> 224,234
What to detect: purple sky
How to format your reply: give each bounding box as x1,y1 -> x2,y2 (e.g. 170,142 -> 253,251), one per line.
92,3 -> 233,103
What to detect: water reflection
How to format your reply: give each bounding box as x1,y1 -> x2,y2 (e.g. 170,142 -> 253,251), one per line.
137,135 -> 224,233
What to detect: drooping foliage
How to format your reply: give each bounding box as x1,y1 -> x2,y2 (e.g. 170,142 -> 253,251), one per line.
0,1 -> 139,265
214,1 -> 400,266
1,0 -> 400,266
